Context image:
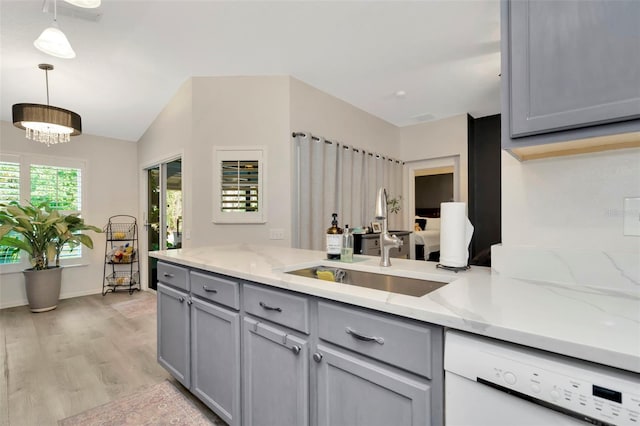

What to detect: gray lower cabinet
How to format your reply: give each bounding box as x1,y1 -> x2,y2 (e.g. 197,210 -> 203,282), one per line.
501,0 -> 640,154
242,317 -> 309,426
157,261 -> 443,426
191,297 -> 240,426
315,344 -> 430,426
157,283 -> 190,388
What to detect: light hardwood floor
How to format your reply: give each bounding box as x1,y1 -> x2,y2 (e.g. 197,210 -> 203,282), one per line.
0,291 -> 218,426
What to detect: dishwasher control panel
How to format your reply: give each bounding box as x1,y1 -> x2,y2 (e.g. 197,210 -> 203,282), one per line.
445,331 -> 640,426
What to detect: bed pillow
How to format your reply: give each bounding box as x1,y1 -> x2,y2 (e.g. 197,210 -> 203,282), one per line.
426,218 -> 441,230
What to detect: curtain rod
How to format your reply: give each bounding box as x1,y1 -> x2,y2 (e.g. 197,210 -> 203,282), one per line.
292,132 -> 404,165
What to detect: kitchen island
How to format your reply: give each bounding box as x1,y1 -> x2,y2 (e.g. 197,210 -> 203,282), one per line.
151,244 -> 639,373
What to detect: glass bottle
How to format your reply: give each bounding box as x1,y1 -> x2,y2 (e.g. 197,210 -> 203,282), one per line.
341,224 -> 354,262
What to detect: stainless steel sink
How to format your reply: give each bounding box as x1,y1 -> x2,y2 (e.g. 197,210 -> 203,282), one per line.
285,266 -> 449,297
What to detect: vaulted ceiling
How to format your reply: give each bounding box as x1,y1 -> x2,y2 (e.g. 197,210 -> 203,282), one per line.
1,0 -> 501,142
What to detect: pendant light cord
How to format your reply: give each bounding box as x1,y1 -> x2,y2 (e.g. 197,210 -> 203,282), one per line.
45,68 -> 50,105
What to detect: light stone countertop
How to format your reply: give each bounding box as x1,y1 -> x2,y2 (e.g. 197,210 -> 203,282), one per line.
150,244 -> 640,374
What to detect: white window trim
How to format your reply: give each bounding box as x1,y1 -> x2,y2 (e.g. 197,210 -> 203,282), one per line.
212,146 -> 266,224
0,152 -> 89,274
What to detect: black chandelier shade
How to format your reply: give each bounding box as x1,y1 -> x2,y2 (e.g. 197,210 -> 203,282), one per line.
12,103 -> 82,136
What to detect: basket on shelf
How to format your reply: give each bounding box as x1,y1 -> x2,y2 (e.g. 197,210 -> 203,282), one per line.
107,245 -> 137,264
106,271 -> 139,286
104,223 -> 136,241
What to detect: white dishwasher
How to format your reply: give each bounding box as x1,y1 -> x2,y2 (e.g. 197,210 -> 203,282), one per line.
444,330 -> 640,426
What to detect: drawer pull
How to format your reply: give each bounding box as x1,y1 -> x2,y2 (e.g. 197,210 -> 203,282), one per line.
346,327 -> 384,345
163,273 -> 174,278
202,285 -> 218,293
259,301 -> 282,312
291,345 -> 301,355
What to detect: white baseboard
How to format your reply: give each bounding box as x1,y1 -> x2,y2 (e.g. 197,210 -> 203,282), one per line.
0,288 -> 104,310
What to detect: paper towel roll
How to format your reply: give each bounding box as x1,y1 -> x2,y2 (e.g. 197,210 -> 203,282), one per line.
439,202 -> 474,268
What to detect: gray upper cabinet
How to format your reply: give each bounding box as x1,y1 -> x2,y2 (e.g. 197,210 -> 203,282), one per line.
502,0 -> 640,156
242,317 -> 309,426
315,344 -> 431,426
157,283 -> 190,388
191,297 -> 240,426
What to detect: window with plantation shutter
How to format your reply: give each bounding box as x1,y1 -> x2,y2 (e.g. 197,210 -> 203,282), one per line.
0,154 -> 86,270
30,164 -> 82,212
221,160 -> 259,212
0,160 -> 21,264
213,148 -> 266,223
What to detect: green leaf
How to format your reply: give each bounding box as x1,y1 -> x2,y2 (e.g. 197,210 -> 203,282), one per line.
73,234 -> 94,249
0,236 -> 33,255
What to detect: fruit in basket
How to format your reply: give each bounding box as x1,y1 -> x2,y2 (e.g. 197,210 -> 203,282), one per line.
116,277 -> 125,285
113,232 -> 126,239
125,246 -> 133,254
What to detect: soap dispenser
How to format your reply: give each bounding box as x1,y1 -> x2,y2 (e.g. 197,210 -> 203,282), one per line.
326,213 -> 343,260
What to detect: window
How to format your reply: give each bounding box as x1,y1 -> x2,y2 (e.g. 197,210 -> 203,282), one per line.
0,160 -> 21,264
213,147 -> 266,223
0,154 -> 86,268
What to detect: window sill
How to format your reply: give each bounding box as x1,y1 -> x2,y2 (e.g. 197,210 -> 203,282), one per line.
0,262 -> 89,276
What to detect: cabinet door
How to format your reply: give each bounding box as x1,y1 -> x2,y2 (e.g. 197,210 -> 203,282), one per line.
242,317 -> 309,426
157,283 -> 190,388
191,298 -> 240,426
316,345 -> 433,426
508,0 -> 640,138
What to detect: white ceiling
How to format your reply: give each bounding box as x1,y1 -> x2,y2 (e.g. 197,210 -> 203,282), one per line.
0,0 -> 501,142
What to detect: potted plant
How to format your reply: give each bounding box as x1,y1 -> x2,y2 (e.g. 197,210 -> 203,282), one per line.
0,201 -> 101,312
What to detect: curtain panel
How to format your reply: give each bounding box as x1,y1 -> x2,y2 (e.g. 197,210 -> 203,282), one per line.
293,132 -> 404,250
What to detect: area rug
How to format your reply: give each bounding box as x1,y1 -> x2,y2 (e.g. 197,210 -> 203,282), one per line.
111,295 -> 157,319
59,380 -> 221,426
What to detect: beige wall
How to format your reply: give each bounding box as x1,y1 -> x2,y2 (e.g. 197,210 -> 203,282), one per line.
501,148 -> 640,252
289,77 -> 400,157
137,79 -> 192,288
189,76 -> 291,248
399,114 -> 469,225
0,120 -> 138,308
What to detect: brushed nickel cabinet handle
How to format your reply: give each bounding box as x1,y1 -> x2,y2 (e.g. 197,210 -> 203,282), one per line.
259,301 -> 282,312
346,327 -> 384,345
291,345 -> 301,355
313,352 -> 323,363
163,273 -> 174,278
178,296 -> 185,303
202,285 -> 218,293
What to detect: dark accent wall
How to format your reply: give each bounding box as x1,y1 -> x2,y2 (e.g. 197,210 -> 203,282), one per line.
468,114 -> 502,262
415,174 -> 454,210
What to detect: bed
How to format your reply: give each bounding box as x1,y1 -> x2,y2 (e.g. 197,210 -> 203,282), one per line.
414,208 -> 440,261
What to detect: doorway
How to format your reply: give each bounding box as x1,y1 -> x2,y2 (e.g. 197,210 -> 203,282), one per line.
146,157 -> 182,290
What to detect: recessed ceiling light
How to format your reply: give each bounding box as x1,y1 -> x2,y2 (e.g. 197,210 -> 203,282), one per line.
395,90 -> 407,98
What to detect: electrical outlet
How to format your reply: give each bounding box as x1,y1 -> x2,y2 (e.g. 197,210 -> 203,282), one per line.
269,228 -> 284,240
623,197 -> 640,236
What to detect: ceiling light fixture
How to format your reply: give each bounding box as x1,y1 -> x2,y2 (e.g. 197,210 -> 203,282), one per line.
34,0 -> 76,59
12,64 -> 82,146
63,0 -> 101,8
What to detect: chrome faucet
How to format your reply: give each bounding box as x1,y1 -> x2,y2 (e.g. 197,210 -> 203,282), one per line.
375,187 -> 403,267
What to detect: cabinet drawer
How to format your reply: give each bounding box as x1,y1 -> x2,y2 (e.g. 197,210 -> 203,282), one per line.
318,302 -> 435,378
157,262 -> 189,291
243,284 -> 309,333
190,271 -> 240,310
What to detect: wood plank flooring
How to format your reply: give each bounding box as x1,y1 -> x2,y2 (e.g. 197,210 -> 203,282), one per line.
0,291 -> 217,426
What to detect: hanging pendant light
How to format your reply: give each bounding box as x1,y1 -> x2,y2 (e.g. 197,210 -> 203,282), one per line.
34,0 -> 76,59
12,64 -> 82,147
